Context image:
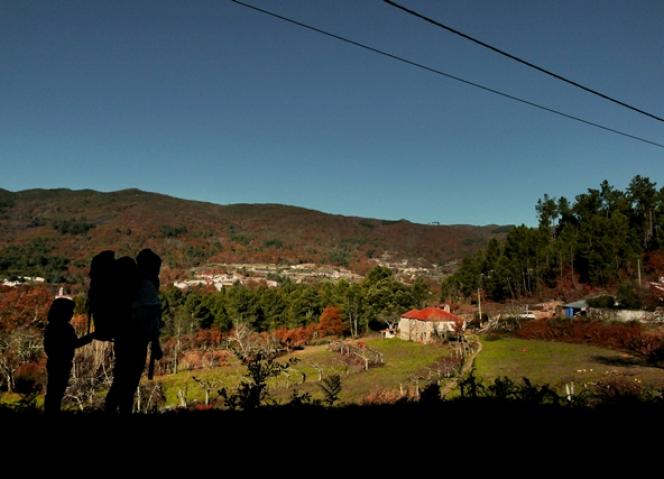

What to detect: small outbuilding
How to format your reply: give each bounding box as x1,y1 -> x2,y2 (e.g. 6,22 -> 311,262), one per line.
563,300 -> 588,318
398,306 -> 465,344
380,328 -> 396,339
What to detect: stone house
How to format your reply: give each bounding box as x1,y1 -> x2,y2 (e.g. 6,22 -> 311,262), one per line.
398,306 -> 465,344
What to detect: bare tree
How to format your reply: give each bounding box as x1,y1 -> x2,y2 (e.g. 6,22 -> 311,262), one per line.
0,329 -> 43,392
135,382 -> 166,413
176,386 -> 189,408
230,321 -> 254,357
64,341 -> 113,411
192,376 -> 221,406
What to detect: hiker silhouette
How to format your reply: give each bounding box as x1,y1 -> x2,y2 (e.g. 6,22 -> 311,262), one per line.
103,250 -> 163,414
44,296 -> 93,414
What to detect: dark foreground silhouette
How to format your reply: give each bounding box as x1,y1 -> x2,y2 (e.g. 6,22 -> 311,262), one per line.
4,398 -> 662,433
2,399 -> 662,466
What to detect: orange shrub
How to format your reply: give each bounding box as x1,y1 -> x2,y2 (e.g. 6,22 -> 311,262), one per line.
274,325 -> 316,349
317,305 -> 347,337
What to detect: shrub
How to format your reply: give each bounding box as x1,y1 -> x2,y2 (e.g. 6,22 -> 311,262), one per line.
275,325 -> 316,350
587,295 -> 616,309
53,219 -> 95,235
263,239 -> 283,249
516,318 -> 643,349
588,378 -> 650,405
419,382 -> 442,405
160,225 -> 188,238
361,388 -> 403,405
616,281 -> 646,310
219,349 -> 298,410
13,362 -> 44,410
317,306 -> 347,337
319,375 -> 342,406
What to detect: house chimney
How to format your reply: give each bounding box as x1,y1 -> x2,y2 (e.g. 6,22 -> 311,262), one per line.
443,304 -> 451,313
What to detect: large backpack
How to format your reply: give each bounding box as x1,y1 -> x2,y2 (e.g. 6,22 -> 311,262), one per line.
88,251 -> 116,340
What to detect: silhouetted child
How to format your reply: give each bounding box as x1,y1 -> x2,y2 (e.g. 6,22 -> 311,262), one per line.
135,248 -> 164,374
44,297 -> 93,414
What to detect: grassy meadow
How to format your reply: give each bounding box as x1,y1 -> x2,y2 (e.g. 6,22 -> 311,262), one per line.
473,336 -> 664,392
156,338 -> 454,406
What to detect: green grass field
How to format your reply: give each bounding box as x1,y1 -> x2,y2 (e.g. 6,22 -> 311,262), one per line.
157,338 -> 453,406
473,336 -> 664,392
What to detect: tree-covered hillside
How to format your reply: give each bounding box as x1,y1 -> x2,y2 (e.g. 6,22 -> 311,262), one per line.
0,188 -> 507,283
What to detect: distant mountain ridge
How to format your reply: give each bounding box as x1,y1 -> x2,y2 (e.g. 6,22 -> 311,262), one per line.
0,187 -> 512,281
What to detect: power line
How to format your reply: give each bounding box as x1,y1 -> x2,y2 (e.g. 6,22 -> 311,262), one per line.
384,0 -> 664,123
230,0 -> 664,150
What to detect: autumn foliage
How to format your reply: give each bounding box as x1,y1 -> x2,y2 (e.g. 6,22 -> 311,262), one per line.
317,306 -> 347,337
0,285 -> 52,331
515,318 -> 664,363
274,326 -> 317,350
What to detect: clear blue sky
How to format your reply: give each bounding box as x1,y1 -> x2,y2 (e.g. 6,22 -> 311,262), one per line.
2,0 -> 663,226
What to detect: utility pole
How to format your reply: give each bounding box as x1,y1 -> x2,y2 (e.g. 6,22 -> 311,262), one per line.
477,273 -> 486,325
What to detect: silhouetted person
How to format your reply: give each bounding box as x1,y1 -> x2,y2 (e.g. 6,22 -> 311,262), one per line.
44,297 -> 93,414
104,256 -> 139,414
104,250 -> 163,414
135,248 -> 163,380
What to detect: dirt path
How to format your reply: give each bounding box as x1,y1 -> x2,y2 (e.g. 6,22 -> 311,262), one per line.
441,334 -> 482,396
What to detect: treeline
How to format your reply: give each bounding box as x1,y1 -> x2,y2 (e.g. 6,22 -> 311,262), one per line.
160,267 -> 430,338
0,238 -> 71,283
443,176 -> 664,302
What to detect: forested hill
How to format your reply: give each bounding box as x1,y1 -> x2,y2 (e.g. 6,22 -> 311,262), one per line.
0,188 -> 509,282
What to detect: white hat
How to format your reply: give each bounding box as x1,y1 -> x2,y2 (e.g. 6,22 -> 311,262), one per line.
55,287 -> 74,301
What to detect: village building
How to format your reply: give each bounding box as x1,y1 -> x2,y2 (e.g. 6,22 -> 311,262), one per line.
563,300 -> 589,318
398,306 -> 465,344
1,276 -> 46,287
650,276 -> 664,300
380,327 -> 396,339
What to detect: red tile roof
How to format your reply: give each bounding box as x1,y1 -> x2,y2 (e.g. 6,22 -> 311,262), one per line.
401,307 -> 464,323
